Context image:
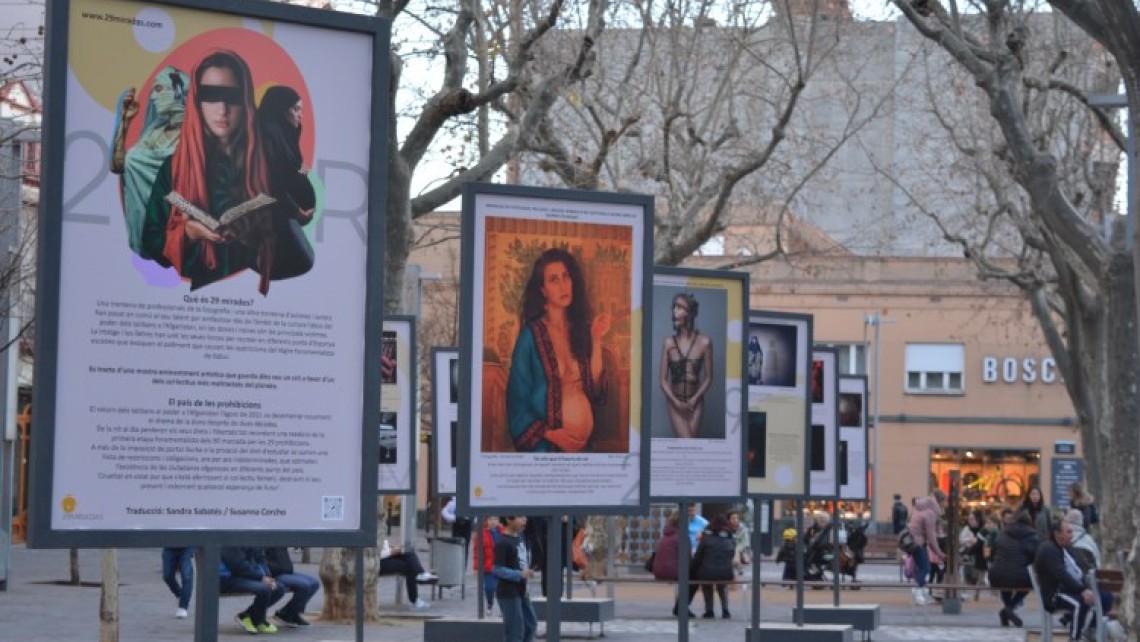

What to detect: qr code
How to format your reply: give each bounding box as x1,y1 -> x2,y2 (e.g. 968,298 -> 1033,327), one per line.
322,496 -> 345,521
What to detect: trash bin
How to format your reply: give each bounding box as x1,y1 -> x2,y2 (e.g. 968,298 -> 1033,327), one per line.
429,536 -> 466,599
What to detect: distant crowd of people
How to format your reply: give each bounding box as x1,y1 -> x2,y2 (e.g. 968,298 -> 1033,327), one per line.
892,481 -> 1113,641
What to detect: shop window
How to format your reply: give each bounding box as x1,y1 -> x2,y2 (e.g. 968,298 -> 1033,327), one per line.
930,447 -> 1040,512
905,343 -> 964,394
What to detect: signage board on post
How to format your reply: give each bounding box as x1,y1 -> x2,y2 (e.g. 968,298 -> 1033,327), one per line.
648,267 -> 748,501
838,375 -> 868,501
1051,458 -> 1084,511
745,312 -> 812,498
457,183 -> 653,515
808,348 -> 839,499
30,0 -> 389,547
379,316 -> 416,494
431,348 -> 459,496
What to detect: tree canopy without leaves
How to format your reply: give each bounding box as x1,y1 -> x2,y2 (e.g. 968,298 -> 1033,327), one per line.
891,0 -> 1140,628
519,0 -> 894,266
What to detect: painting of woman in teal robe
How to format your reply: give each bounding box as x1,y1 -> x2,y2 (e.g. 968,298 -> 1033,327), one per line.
506,248 -> 613,453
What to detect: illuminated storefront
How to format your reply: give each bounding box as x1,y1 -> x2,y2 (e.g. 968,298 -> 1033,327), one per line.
930,447 -> 1041,514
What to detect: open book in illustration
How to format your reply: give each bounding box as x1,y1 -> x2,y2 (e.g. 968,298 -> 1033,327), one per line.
164,191 -> 277,244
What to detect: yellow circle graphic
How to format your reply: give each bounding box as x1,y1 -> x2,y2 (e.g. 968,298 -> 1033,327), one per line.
61,495 -> 77,514
474,487 -> 484,498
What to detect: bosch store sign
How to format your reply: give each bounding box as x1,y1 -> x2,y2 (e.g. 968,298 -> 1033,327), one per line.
982,356 -> 1058,384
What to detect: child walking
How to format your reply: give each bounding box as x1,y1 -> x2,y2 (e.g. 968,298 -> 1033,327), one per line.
494,516 -> 537,642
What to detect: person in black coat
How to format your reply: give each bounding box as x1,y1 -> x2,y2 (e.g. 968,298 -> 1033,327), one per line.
220,547 -> 286,634
986,510 -> 1039,628
1035,520 -> 1097,641
264,547 -> 320,627
686,514 -> 736,619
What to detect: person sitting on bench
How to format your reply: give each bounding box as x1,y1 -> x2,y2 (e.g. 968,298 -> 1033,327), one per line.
264,547 -> 319,627
1034,519 -> 1096,641
220,547 -> 286,634
379,541 -> 438,610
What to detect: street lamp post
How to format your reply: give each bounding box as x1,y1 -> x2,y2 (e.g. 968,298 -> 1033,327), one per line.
864,313 -> 892,532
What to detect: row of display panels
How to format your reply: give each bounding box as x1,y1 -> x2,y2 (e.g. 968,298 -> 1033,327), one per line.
28,0 -> 866,547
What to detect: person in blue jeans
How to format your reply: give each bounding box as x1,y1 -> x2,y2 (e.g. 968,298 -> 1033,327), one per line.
220,547 -> 286,634
494,515 -> 537,642
264,547 -> 320,627
161,547 -> 194,618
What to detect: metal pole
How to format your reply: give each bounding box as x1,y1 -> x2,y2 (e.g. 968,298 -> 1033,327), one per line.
564,517 -> 573,600
355,547 -> 365,642
794,507 -> 805,625
749,501 -> 762,634
0,119 -> 21,591
871,315 -> 883,532
476,524 -> 486,618
832,503 -> 841,606
546,513 -> 563,642
194,546 -> 221,642
678,502 -> 691,642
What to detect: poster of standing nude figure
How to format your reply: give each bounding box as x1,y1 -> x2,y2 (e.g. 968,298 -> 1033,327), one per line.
649,267 -> 748,501
458,183 -> 653,514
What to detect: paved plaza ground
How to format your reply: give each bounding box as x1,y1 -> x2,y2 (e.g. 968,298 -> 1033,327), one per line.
0,538 -> 1047,640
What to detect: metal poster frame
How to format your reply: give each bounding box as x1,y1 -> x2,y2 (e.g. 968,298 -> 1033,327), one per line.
648,266 -> 749,502
431,347 -> 459,496
809,347 -> 839,500
379,316 -> 416,495
838,374 -> 869,501
457,182 -> 654,516
745,311 -> 813,499
29,0 -> 389,548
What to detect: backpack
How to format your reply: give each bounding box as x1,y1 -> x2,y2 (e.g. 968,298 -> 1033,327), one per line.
898,528 -> 919,555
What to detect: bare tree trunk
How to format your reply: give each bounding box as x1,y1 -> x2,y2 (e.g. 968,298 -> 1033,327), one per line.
318,547 -> 380,622
99,549 -> 118,642
69,548 -> 80,585
580,515 -> 625,581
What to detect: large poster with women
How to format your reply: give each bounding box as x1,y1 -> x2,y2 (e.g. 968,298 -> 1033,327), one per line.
31,0 -> 387,544
458,183 -> 653,513
648,268 -> 748,501
745,312 -> 812,497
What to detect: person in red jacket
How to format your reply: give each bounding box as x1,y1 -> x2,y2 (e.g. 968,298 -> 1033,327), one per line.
474,516 -> 503,613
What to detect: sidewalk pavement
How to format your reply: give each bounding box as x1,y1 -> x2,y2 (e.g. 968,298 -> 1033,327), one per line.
0,538 -> 1039,641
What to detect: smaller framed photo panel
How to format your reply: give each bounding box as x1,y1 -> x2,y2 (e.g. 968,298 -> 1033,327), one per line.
649,267 -> 748,501
432,348 -> 460,495
457,183 -> 654,515
746,312 -> 812,498
808,347 -> 839,499
838,375 -> 869,501
379,316 -> 416,494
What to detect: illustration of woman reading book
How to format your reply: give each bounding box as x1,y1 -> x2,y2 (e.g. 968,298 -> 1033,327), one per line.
141,50 -> 285,294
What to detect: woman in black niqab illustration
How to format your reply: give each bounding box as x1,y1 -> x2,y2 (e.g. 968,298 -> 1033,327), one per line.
256,85 -> 316,281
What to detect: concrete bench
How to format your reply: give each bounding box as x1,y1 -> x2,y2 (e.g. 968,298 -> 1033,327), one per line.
423,618 -> 502,642
532,597 -> 615,638
793,604 -> 880,641
747,623 -> 853,642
